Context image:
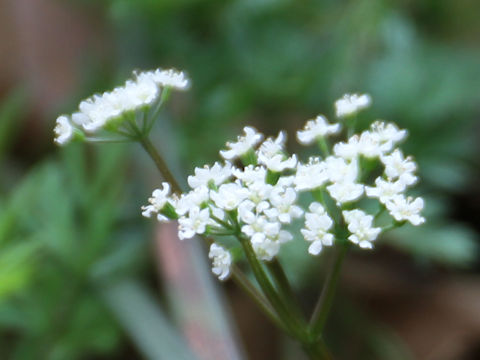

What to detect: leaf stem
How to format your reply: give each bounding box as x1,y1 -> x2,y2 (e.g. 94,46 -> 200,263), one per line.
266,259 -> 306,324
309,244 -> 349,338
237,234 -> 306,339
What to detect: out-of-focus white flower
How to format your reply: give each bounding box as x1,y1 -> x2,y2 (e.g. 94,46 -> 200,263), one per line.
54,115 -> 74,145
257,132 -> 297,172
381,149 -> 417,186
294,158 -> 329,191
54,67 -> 189,139
365,177 -> 406,204
220,126 -> 263,160
233,165 -> 267,184
335,93 -> 372,118
342,209 -> 381,249
301,202 -> 334,255
325,156 -> 358,184
187,162 -> 232,189
138,68 -> 190,90
208,244 -> 232,280
296,115 -> 341,145
385,195 -> 425,225
261,154 -> 297,172
327,181 -> 364,204
370,121 -> 407,152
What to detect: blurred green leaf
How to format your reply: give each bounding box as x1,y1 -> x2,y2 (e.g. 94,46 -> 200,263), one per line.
387,223 -> 478,267
101,279 -> 197,360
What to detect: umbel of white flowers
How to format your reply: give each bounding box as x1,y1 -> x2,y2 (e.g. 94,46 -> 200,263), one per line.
53,68 -> 189,145
142,93 -> 425,281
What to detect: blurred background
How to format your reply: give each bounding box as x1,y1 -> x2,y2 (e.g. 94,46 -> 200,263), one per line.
1,0 -> 480,359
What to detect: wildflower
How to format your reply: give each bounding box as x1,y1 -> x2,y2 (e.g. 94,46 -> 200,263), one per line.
210,183 -> 249,211
381,149 -> 417,186
301,203 -> 334,255
264,187 -> 303,223
53,67 -> 189,145
326,181 -> 364,205
54,115 -> 74,145
257,132 -> 297,172
178,207 -> 210,240
137,68 -> 190,90
369,121 -> 407,152
335,93 -> 372,118
141,183 -> 177,222
385,195 -> 425,225
342,209 -> 381,249
296,115 -> 341,145
294,158 -> 329,191
365,177 -> 406,204
209,244 -> 232,280
187,162 -> 233,189
220,126 -> 263,160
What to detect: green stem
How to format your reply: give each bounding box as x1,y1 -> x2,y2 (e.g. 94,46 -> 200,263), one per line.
266,259 -> 305,324
138,136 -> 182,194
229,263 -> 288,333
317,137 -> 330,157
238,235 -> 305,339
310,244 -> 349,338
303,338 -> 333,360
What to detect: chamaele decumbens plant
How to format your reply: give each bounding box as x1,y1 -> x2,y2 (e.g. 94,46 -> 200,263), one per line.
54,67 -> 425,359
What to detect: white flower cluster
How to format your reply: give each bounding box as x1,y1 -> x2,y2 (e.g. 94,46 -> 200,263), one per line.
142,93 -> 425,281
54,68 -> 189,145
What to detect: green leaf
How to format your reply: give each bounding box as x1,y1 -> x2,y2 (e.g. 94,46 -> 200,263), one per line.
100,279 -> 198,360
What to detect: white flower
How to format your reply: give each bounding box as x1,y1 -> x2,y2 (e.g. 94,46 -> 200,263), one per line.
258,131 -> 286,158
241,214 -> 280,239
245,181 -> 273,205
138,68 -> 190,90
264,187 -> 303,223
233,165 -> 267,184
325,156 -> 359,183
251,230 -> 292,261
252,238 -> 280,261
342,209 -> 381,249
141,182 -> 173,220
385,195 -> 425,225
208,244 -> 232,280
357,131 -> 383,158
326,181 -> 364,204
210,183 -> 249,211
178,207 -> 210,240
335,93 -> 372,118
175,186 -> 210,216
294,158 -> 329,191
381,149 -> 417,186
370,121 -> 407,152
261,154 -> 297,172
333,136 -> 360,160
54,115 -> 74,145
301,202 -> 334,255
220,126 -> 263,160
187,162 -> 232,189
257,132 -> 297,172
365,177 -> 406,204
296,115 -> 341,145
57,67 -> 187,136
